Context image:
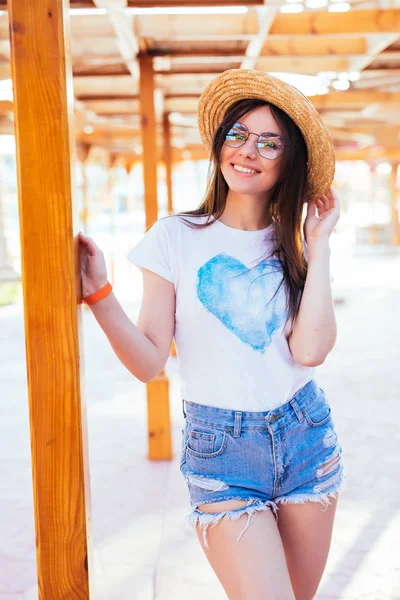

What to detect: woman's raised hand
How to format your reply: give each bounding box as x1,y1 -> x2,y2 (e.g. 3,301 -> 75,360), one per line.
304,187 -> 340,246
78,232 -> 108,297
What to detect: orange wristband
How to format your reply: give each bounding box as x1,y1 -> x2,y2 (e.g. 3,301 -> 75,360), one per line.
83,282 -> 113,305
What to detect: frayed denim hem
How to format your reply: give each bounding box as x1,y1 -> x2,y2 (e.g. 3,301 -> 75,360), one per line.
187,498 -> 278,548
274,472 -> 346,511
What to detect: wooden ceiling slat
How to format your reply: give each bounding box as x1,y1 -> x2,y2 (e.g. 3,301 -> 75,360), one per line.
1,4 -> 399,155
269,10 -> 400,35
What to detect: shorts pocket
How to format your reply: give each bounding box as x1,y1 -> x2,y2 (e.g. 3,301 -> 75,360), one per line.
303,391 -> 331,427
186,423 -> 227,459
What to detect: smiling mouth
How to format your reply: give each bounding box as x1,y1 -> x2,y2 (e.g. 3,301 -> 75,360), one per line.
231,163 -> 259,175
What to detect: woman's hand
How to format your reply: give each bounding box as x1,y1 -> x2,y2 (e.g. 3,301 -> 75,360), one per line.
78,232 -> 108,297
304,187 -> 340,246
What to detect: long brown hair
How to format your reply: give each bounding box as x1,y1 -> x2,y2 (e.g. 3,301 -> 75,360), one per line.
178,98 -> 309,327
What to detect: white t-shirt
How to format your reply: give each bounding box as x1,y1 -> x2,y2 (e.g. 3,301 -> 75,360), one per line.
128,214 -> 315,411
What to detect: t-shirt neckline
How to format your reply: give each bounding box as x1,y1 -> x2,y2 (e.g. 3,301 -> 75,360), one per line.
212,217 -> 274,238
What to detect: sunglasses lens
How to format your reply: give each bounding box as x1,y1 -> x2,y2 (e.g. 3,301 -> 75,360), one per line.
257,135 -> 284,159
224,123 -> 248,147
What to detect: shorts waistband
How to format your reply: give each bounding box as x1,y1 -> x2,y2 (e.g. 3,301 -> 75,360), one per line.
182,379 -> 321,430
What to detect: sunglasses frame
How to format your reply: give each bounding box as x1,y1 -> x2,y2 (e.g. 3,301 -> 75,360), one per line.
223,122 -> 288,161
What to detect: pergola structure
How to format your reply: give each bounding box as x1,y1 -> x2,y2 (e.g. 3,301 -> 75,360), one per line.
2,1 -> 399,597
1,2 -> 400,162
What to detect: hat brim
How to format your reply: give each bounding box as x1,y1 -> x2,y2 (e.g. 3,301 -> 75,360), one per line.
198,69 -> 335,202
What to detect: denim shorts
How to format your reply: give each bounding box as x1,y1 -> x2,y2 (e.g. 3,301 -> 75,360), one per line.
180,379 -> 345,546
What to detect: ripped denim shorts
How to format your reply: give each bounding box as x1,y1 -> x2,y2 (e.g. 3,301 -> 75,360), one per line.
180,379 -> 345,546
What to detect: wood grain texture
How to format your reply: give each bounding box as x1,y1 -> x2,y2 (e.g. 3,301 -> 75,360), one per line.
147,372 -> 173,460
8,0 -> 92,597
163,112 -> 173,215
139,55 -> 158,229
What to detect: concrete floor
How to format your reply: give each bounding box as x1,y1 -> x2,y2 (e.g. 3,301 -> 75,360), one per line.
1,245 -> 400,599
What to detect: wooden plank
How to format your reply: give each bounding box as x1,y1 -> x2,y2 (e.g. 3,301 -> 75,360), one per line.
163,112 -> 173,214
269,9 -> 400,36
255,55 -> 351,74
136,13 -> 258,39
310,91 -> 400,109
390,164 -> 400,246
70,0 -> 263,5
139,54 -> 172,461
93,0 -> 139,81
113,9 -> 400,39
0,99 -> 12,113
336,148 -> 400,161
74,75 -> 136,97
261,35 -> 367,56
139,55 -> 158,229
8,0 -> 92,598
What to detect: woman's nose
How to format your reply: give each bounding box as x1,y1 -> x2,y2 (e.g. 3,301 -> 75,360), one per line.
238,137 -> 258,159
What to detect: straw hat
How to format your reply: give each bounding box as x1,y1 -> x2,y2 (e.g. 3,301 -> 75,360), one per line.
198,69 -> 335,202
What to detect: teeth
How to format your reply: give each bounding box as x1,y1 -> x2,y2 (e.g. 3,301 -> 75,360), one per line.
233,164 -> 257,174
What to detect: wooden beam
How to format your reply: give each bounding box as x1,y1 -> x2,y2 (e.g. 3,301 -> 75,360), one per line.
125,9 -> 400,40
71,0 -> 263,5
241,6 -> 277,70
0,63 -> 11,79
261,35 -> 367,56
139,54 -> 172,461
0,99 -> 12,114
163,111 -> 173,214
255,55 -> 351,74
139,55 -> 158,228
93,0 -> 139,82
390,164 -> 400,246
8,0 -> 92,597
269,9 -> 400,36
136,12 -> 258,40
348,33 -> 398,73
81,98 -> 140,114
144,36 -> 367,57
310,91 -> 400,109
336,147 -> 400,161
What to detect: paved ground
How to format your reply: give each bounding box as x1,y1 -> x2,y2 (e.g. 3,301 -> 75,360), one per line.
1,244 -> 400,599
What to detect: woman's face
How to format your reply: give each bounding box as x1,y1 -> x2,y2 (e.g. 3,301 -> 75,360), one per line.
220,105 -> 284,198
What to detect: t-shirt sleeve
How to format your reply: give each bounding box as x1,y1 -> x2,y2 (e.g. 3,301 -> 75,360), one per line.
127,219 -> 174,284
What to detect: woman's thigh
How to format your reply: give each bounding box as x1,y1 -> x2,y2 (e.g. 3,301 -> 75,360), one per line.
195,499 -> 295,600
277,496 -> 339,600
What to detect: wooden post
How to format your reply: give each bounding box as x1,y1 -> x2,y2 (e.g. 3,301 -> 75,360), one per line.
162,111 -> 177,357
76,143 -> 91,236
8,1 -> 92,597
163,112 -> 173,215
139,55 -> 172,460
368,164 -> 378,245
123,158 -> 135,212
390,163 -> 400,246
107,153 -> 119,286
139,55 -> 158,230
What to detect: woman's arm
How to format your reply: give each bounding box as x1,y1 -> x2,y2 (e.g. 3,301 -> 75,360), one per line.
289,188 -> 340,367
79,233 -> 175,382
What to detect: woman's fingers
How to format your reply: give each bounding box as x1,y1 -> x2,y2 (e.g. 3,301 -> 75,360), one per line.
79,232 -> 102,254
306,200 -> 317,218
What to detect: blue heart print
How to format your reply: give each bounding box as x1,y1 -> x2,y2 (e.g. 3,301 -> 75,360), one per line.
197,253 -> 287,353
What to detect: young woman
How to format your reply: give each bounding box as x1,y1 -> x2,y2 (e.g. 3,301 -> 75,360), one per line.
79,69 -> 345,600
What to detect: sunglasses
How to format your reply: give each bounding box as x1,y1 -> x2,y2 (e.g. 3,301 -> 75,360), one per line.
224,122 -> 287,160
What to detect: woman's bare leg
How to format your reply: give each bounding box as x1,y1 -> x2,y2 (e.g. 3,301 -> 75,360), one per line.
277,496 -> 339,600
195,499 -> 295,600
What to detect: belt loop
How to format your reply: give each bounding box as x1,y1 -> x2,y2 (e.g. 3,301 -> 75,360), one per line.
290,398 -> 304,423
182,399 -> 187,418
233,412 -> 242,438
